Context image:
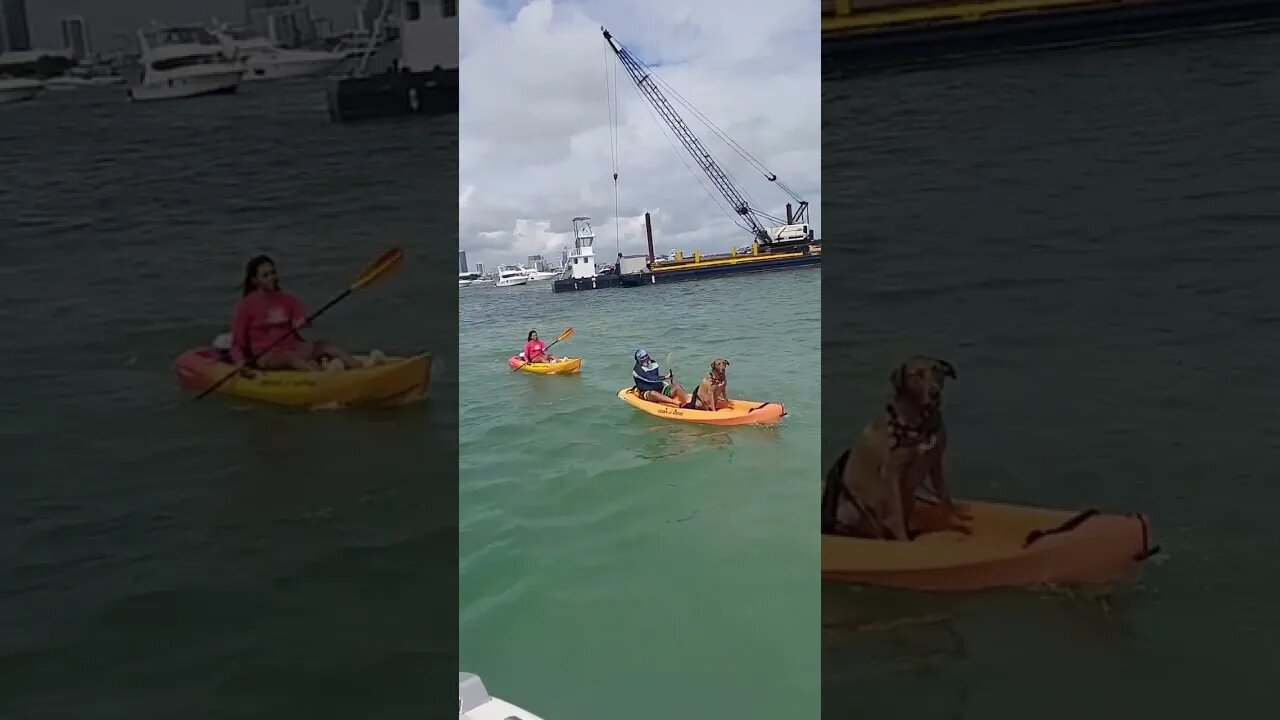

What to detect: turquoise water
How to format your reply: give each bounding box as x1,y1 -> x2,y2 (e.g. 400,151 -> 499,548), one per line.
459,270 -> 820,718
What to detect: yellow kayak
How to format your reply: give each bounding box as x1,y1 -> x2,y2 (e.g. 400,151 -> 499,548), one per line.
175,346 -> 430,408
508,356 -> 582,374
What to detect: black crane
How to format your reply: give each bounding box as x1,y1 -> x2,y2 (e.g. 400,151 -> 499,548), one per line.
602,27 -> 811,247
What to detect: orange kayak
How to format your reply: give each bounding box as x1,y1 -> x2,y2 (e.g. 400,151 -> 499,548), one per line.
616,387 -> 785,426
822,498 -> 1158,591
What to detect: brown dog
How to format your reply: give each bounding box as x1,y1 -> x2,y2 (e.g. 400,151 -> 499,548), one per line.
821,356 -> 970,540
694,358 -> 730,410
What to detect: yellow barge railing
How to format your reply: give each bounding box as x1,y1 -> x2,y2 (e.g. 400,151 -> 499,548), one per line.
823,0 -> 1135,34
649,242 -> 822,273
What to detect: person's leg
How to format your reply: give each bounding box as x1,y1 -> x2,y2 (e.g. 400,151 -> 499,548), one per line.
313,340 -> 362,369
258,350 -> 318,371
671,383 -> 691,405
642,389 -> 681,406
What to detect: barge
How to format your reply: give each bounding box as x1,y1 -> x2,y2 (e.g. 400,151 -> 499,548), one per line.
327,0 -> 458,122
552,28 -> 820,294
551,212 -> 820,293
822,0 -> 1280,70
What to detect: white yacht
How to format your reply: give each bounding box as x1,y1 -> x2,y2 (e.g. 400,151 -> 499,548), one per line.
458,271 -> 481,288
45,64 -> 125,90
214,26 -> 346,81
128,25 -> 243,102
495,265 -> 530,288
460,673 -> 544,720
523,268 -> 560,281
0,76 -> 43,104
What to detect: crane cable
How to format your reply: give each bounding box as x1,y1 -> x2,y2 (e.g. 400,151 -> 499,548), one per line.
603,41 -> 621,258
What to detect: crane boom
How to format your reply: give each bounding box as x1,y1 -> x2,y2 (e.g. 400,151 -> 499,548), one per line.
603,27 -> 782,244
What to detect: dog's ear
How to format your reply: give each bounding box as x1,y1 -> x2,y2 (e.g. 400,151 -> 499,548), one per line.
936,359 -> 956,379
890,363 -> 906,391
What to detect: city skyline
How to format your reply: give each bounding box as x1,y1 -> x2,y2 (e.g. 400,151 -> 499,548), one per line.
59,15 -> 90,60
10,0 -> 362,54
2,0 -> 32,51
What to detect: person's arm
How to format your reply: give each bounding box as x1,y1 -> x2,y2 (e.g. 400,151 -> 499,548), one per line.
229,301 -> 250,369
286,294 -> 309,335
633,365 -> 657,388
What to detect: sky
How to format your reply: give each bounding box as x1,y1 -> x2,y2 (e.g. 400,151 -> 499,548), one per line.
20,0 -> 356,51
458,0 -> 821,272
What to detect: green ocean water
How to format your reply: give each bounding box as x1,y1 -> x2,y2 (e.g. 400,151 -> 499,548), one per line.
822,32 -> 1280,717
0,83 -> 458,717
459,270 -> 819,718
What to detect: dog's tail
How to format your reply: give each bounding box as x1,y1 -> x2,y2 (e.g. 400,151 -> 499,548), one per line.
820,448 -> 852,534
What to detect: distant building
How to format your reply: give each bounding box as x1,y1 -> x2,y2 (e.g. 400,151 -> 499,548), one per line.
355,0 -> 383,33
476,263 -> 485,276
458,251 -> 468,273
1,0 -> 31,52
527,254 -> 549,272
560,249 -> 569,268
245,0 -> 315,47
312,17 -> 334,39
60,16 -> 91,62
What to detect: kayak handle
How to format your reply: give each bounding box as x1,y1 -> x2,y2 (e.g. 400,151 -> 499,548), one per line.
1023,509 -> 1100,548
1130,512 -> 1161,562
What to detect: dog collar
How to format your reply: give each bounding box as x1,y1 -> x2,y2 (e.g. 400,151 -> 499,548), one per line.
886,403 -> 939,450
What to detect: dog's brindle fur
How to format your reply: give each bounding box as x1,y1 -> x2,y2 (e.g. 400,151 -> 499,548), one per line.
821,356 -> 959,540
695,358 -> 730,411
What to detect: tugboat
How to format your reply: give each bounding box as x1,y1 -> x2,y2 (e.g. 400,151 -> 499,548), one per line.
459,672 -> 544,720
327,0 -> 458,122
552,26 -> 819,293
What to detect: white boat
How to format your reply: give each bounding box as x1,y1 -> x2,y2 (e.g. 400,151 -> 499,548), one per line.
45,64 -> 125,90
0,76 -> 43,104
523,268 -> 559,281
460,673 -> 544,720
214,26 -> 346,81
495,265 -> 529,287
459,271 -> 481,287
128,25 -> 243,102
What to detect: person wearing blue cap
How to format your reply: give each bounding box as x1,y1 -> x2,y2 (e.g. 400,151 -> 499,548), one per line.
631,348 -> 690,406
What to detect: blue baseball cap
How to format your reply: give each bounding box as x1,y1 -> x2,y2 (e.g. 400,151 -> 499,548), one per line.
635,348 -> 648,360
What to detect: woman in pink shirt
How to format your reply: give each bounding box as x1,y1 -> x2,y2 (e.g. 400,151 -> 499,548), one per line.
522,330 -> 557,364
229,255 -> 364,377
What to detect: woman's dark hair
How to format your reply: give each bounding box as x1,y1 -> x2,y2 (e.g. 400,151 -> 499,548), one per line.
242,254 -> 278,296
527,330 -> 537,341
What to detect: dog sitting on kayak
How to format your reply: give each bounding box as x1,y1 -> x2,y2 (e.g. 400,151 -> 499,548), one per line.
821,355 -> 971,540
692,358 -> 731,411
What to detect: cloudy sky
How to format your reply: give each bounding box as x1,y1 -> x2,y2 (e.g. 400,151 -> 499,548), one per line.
459,0 -> 821,272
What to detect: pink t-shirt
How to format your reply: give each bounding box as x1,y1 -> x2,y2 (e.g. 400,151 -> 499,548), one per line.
229,290 -> 306,366
524,340 -> 547,361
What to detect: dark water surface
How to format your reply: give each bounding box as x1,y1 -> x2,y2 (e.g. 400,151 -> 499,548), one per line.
823,33 -> 1280,716
0,81 -> 458,717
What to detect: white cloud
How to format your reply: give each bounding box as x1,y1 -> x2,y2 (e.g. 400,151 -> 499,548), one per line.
459,0 -> 821,272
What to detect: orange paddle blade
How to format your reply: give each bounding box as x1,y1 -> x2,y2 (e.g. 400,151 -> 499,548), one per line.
352,248 -> 404,291
556,328 -> 574,342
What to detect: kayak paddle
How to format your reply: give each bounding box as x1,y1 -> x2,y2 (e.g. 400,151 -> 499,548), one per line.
511,327 -> 574,372
196,248 -> 405,400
